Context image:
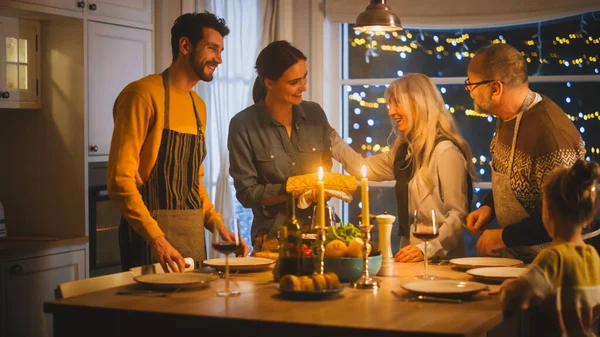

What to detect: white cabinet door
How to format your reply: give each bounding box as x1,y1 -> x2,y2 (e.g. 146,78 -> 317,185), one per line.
87,21 -> 152,156
0,16 -> 40,109
86,0 -> 152,24
4,250 -> 86,337
9,0 -> 85,12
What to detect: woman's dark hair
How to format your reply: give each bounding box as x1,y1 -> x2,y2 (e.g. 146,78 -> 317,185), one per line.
252,40 -> 307,103
544,159 -> 600,229
171,11 -> 230,62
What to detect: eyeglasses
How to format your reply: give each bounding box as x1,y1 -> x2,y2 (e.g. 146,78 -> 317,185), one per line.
464,79 -> 501,91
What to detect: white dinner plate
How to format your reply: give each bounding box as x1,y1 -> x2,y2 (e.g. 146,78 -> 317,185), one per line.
134,273 -> 217,290
466,267 -> 527,282
401,280 -> 488,298
449,257 -> 524,269
203,257 -> 275,272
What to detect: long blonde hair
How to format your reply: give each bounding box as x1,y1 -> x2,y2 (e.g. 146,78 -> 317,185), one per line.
385,73 -> 477,191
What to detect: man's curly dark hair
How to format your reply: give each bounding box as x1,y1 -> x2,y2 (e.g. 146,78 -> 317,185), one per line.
171,11 -> 230,62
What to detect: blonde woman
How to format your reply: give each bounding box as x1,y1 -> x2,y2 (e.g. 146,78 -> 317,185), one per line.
330,73 -> 476,262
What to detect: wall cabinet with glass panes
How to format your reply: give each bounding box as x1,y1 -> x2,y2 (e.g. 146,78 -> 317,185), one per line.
0,16 -> 40,109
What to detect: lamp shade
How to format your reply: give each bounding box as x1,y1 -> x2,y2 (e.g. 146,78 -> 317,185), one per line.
355,0 -> 402,32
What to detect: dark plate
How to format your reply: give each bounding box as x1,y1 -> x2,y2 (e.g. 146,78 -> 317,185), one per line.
276,285 -> 345,300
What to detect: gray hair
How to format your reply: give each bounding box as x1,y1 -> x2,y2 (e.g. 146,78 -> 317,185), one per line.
475,44 -> 528,88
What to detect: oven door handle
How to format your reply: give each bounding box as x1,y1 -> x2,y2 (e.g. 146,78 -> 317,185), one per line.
90,188 -> 111,201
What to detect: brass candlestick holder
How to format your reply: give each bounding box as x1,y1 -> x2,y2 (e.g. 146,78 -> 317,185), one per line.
315,226 -> 327,274
350,224 -> 380,289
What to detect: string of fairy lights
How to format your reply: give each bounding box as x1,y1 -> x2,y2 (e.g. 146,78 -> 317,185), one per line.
351,30 -> 600,69
346,18 -> 600,171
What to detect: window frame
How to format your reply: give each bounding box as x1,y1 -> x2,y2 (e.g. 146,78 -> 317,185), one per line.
323,21 -> 600,221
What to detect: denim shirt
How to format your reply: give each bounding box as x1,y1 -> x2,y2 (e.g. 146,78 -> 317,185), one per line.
228,100 -> 332,241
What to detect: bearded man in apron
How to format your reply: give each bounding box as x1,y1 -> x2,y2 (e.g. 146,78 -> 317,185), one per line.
464,44 -> 598,262
108,12 -> 249,273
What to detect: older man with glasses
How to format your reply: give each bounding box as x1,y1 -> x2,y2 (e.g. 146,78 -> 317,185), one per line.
464,43 -> 588,261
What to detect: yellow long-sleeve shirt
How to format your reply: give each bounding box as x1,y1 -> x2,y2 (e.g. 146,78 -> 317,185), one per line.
107,74 -> 221,242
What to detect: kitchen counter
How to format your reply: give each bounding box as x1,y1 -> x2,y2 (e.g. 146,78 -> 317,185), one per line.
0,236 -> 88,260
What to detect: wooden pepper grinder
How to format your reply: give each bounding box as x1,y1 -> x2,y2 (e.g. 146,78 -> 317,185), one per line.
376,212 -> 396,276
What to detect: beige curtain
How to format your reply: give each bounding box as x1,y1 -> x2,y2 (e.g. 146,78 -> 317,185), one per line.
261,0 -> 292,45
197,0 -> 282,256
325,0 -> 600,28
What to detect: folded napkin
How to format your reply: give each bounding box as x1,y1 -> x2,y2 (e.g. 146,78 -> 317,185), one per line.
286,172 -> 358,197
297,189 -> 353,209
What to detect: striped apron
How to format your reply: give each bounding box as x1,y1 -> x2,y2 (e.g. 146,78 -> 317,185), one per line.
119,70 -> 207,270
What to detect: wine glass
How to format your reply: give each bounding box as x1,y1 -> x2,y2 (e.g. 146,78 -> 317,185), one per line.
410,209 -> 441,280
211,217 -> 241,297
310,205 -> 337,231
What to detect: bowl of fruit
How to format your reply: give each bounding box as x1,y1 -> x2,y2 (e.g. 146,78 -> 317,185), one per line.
319,223 -> 382,282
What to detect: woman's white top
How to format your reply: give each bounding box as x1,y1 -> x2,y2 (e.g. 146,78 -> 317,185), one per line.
330,130 -> 468,258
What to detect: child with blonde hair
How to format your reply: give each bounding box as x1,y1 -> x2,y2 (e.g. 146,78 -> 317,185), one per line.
502,159 -> 600,337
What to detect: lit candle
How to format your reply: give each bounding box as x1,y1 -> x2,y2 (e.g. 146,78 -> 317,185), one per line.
317,166 -> 325,229
361,165 -> 370,227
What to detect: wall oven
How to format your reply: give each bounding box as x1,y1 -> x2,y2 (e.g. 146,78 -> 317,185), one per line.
88,162 -> 122,276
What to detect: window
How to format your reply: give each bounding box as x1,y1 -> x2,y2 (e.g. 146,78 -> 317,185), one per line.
334,12 -> 600,255
5,37 -> 28,90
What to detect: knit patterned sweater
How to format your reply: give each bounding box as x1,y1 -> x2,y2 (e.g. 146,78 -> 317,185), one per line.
483,94 -> 585,247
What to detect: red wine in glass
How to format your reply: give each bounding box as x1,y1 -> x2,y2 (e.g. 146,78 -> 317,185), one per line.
212,242 -> 241,255
411,209 -> 441,280
212,217 -> 241,297
412,231 -> 439,242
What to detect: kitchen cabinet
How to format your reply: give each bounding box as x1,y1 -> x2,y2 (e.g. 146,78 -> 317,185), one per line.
2,247 -> 86,337
9,0 -> 152,24
87,0 -> 152,24
0,16 -> 40,109
8,0 -> 85,13
87,21 -> 153,156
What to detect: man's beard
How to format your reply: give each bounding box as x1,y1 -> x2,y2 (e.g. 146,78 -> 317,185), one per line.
189,50 -> 214,82
474,102 -> 489,115
474,98 -> 491,115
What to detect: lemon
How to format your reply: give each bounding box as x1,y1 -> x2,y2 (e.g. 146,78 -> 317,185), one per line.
325,239 -> 348,257
347,238 -> 371,258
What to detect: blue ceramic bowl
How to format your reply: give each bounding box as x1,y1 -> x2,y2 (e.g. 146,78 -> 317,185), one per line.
323,254 -> 382,282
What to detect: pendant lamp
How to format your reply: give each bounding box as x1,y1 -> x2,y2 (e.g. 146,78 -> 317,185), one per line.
354,0 -> 402,32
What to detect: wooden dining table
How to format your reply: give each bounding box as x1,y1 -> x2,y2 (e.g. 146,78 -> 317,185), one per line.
44,262 -> 524,337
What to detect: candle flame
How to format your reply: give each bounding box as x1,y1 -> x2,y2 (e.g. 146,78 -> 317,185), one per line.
318,166 -> 324,181
361,165 -> 367,178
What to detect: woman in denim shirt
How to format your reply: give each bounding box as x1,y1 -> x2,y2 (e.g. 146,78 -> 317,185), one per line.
228,41 -> 332,251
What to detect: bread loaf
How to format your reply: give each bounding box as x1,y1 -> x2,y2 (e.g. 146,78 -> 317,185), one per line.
312,273 -> 327,291
279,274 -> 301,291
324,272 -> 341,289
299,276 -> 315,291
286,172 -> 357,197
279,272 -> 341,292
